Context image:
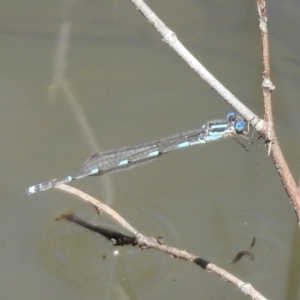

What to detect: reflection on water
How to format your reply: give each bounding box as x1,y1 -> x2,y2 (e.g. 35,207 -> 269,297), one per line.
42,202 -> 181,296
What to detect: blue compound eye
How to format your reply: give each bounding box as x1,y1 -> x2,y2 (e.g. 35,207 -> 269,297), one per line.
226,112 -> 236,125
235,120 -> 245,133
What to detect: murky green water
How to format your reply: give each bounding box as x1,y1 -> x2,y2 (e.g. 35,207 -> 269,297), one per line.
0,1 -> 300,299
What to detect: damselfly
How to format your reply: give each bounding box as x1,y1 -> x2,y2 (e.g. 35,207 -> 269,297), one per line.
23,112 -> 245,195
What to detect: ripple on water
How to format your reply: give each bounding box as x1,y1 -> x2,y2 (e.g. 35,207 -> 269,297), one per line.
211,212 -> 290,281
41,203 -> 181,294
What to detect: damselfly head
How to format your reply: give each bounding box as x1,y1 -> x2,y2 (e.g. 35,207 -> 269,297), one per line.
226,112 -> 246,134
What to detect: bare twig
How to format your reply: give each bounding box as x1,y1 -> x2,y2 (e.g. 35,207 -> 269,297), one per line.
55,184 -> 138,235
55,184 -> 267,300
130,0 -> 265,132
256,0 -> 300,221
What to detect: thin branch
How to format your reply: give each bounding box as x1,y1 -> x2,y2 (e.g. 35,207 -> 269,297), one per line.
130,0 -> 265,132
55,184 -> 139,235
256,0 -> 300,221
256,0 -> 274,130
55,184 -> 268,300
